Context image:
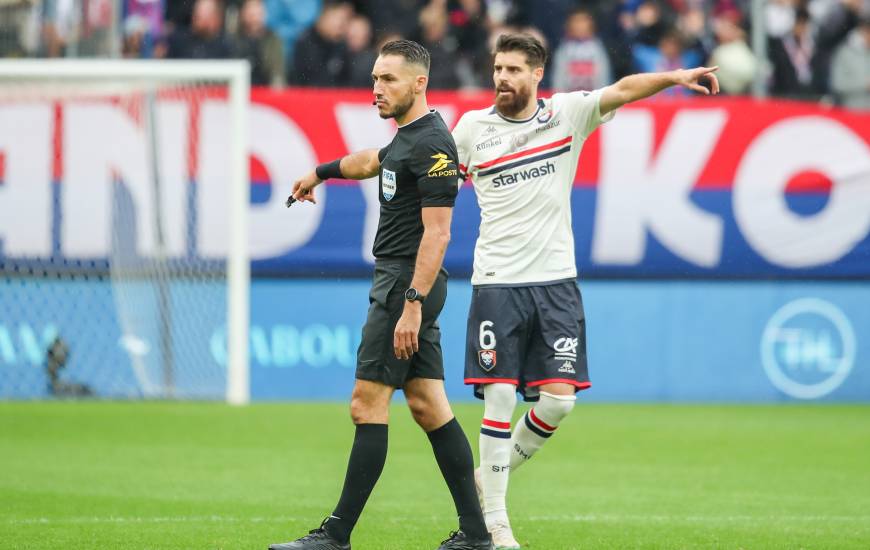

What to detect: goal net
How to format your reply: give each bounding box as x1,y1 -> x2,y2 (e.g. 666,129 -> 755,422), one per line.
0,60 -> 250,403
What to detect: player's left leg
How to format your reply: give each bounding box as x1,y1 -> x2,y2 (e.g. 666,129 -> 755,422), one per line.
508,383 -> 576,473
404,377 -> 492,549
509,281 -> 589,472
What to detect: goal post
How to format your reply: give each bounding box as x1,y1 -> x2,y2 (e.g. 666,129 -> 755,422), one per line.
0,60 -> 250,404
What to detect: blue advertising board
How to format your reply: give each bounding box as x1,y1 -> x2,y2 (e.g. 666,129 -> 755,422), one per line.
1,278 -> 868,402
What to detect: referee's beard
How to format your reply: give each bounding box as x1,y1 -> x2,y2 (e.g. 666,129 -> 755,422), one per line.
495,82 -> 533,118
379,87 -> 416,120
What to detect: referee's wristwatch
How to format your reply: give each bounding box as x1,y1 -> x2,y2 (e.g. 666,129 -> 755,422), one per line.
404,287 -> 426,304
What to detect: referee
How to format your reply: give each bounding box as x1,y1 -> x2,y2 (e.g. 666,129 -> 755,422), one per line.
270,40 -> 493,550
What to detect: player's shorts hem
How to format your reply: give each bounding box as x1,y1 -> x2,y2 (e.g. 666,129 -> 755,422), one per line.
464,378 -> 519,386
355,369 -> 445,388
526,379 -> 592,391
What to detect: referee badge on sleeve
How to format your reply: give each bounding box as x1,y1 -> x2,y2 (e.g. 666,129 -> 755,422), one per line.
382,168 -> 396,201
478,349 -> 497,372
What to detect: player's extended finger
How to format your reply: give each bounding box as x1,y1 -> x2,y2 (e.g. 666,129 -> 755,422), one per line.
707,72 -> 720,94
689,83 -> 710,95
411,332 -> 419,353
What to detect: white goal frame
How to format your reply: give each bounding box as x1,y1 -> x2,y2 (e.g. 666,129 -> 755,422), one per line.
0,59 -> 251,405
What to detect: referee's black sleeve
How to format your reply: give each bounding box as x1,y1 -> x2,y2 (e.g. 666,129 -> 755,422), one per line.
409,133 -> 460,208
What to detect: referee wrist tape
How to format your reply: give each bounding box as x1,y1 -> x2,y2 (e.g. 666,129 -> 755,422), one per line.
315,159 -> 344,181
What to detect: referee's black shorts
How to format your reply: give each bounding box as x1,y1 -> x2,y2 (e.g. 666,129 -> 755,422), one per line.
356,258 -> 448,388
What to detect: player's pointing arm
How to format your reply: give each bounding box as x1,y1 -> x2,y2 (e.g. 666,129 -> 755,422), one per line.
288,148 -> 383,205
599,66 -> 720,116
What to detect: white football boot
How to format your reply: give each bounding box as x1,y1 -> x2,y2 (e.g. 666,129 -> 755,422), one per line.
488,520 -> 520,549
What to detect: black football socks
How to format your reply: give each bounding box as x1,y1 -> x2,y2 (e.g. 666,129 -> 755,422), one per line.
324,423 -> 388,544
427,418 -> 489,540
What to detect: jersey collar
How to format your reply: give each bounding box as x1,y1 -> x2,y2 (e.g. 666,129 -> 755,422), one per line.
491,99 -> 545,123
397,109 -> 436,129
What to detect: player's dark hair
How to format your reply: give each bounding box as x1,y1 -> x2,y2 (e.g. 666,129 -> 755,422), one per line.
380,39 -> 431,73
494,33 -> 547,68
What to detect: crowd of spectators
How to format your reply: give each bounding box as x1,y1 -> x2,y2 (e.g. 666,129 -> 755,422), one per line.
0,0 -> 867,107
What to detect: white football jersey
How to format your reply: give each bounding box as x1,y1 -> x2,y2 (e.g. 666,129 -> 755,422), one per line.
453,88 -> 615,286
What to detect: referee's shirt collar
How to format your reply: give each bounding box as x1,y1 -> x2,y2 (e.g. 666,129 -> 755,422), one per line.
397,109 -> 436,130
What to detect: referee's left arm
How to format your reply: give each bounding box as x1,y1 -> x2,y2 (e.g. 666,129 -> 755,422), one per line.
394,205 -> 453,360
393,134 -> 459,360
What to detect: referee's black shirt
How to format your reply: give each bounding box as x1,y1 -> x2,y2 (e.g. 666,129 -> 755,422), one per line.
373,111 -> 459,259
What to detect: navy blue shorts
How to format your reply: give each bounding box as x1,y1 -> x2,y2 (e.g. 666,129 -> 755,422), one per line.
464,280 -> 590,401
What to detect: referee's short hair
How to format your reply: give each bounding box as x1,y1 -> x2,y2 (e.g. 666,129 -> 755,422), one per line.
494,33 -> 548,68
380,39 -> 431,73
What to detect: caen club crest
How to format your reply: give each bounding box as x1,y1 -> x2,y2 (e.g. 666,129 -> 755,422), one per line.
537,108 -> 553,124
478,349 -> 497,372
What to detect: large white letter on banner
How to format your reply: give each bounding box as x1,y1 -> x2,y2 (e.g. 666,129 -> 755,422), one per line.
592,109 -> 726,267
335,103 -> 456,263
199,102 -> 320,258
733,116 -> 870,267
0,105 -> 52,257
64,103 -> 187,258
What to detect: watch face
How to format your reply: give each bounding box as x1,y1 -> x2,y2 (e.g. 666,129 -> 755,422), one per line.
405,288 -> 417,301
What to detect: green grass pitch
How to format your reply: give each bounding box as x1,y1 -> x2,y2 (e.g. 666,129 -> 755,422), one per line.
2,402 -> 869,549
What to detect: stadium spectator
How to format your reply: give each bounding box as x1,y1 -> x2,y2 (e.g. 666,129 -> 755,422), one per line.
709,11 -> 757,95
677,6 -> 713,63
345,14 -> 376,88
599,0 -> 642,80
290,0 -> 352,86
75,0 -> 115,56
418,0 -> 461,89
505,0 -> 577,56
768,7 -> 821,99
811,0 -> 868,95
552,8 -> 612,92
765,0 -> 799,38
0,0 -> 36,57
447,0 -> 489,54
40,0 -> 78,57
122,14 -> 148,58
633,29 -> 703,95
632,0 -> 672,47
830,16 -> 870,108
165,0 -> 234,59
126,0 -> 163,38
354,0 -> 425,38
123,0 -> 164,58
264,0 -> 319,73
234,0 -> 285,87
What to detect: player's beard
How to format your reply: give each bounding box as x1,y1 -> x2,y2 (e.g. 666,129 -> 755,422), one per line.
495,81 -> 532,118
380,87 -> 415,120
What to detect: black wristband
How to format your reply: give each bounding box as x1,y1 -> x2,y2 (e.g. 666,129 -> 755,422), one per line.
315,159 -> 344,181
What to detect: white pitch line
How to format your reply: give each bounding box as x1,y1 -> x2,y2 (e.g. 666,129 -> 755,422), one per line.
6,514 -> 870,526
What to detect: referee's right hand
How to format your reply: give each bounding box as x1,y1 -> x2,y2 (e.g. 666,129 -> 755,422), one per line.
290,171 -> 322,204
394,302 -> 422,360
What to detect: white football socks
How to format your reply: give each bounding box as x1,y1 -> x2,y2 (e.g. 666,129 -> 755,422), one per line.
478,383 -> 516,526
509,391 -> 575,472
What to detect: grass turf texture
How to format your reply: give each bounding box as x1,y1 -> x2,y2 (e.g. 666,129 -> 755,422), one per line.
2,402 -> 869,549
